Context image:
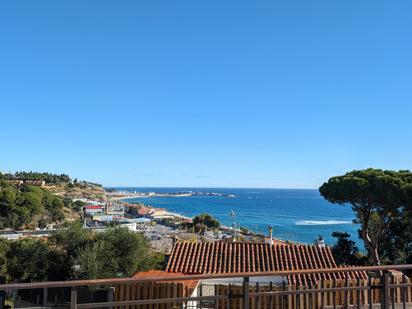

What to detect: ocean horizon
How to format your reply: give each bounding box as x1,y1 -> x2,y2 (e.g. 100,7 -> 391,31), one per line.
114,187 -> 361,247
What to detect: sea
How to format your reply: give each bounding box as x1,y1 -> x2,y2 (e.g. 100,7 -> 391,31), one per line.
116,188 -> 361,247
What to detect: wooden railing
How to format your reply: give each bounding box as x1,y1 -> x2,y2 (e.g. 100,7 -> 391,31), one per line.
1,264 -> 412,309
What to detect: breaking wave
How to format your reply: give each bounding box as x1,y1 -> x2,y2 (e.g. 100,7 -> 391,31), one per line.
294,220 -> 353,226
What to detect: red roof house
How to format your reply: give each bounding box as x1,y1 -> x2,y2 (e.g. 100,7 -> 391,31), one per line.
133,270 -> 199,293
83,205 -> 104,215
165,241 -> 367,286
84,205 -> 103,209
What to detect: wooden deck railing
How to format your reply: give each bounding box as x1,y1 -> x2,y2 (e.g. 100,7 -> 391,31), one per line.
1,264 -> 412,309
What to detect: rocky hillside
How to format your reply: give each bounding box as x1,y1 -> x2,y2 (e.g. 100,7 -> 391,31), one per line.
47,182 -> 107,201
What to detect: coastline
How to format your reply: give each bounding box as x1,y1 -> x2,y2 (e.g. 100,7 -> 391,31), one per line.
112,188 -> 360,246
120,197 -> 192,221
119,196 -> 270,241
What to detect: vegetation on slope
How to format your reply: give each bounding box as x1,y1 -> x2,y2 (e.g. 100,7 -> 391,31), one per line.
0,171 -> 107,229
0,181 -> 70,229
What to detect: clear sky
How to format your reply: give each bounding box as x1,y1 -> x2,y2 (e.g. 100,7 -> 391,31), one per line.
1,1 -> 412,188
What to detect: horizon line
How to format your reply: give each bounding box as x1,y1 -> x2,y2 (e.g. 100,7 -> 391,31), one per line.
104,185 -> 319,190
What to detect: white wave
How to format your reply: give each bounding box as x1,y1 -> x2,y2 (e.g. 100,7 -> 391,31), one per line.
294,220 -> 353,226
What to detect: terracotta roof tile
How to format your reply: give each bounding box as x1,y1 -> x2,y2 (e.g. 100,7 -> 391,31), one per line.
166,241 -> 367,286
133,270 -> 199,295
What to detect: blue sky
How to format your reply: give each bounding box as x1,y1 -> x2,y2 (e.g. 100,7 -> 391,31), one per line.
1,1 -> 412,188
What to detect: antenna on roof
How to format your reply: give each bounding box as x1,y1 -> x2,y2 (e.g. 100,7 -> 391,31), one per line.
268,225 -> 274,245
229,209 -> 239,242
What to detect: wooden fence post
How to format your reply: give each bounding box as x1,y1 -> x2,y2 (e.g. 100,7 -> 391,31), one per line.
108,287 -> 115,309
382,271 -> 390,309
243,277 -> 250,309
228,283 -> 232,309
43,287 -> 48,307
0,277 -> 5,309
70,287 -> 77,309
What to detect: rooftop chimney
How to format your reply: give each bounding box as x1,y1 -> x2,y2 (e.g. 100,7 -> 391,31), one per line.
315,235 -> 325,248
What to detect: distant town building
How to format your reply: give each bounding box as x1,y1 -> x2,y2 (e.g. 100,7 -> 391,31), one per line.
24,180 -> 46,186
91,214 -> 116,222
5,179 -> 45,186
6,180 -> 24,186
74,198 -> 105,206
83,205 -> 104,216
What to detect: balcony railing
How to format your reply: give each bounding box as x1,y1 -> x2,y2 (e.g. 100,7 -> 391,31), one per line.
1,264 -> 412,309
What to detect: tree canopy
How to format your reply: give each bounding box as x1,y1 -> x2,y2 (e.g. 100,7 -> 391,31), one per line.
331,231 -> 365,266
193,213 -> 220,232
320,168 -> 412,265
0,171 -> 71,184
0,222 -> 164,283
6,238 -> 62,282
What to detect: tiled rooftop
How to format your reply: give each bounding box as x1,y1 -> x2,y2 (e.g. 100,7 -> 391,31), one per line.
133,270 -> 199,294
84,205 -> 103,209
166,241 -> 367,286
